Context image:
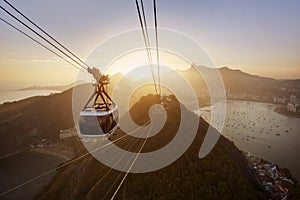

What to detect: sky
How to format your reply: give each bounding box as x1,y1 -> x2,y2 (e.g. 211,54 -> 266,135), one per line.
0,0 -> 300,90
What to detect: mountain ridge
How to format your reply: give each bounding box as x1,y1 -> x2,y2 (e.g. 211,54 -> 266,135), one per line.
0,68 -> 300,199
35,94 -> 300,199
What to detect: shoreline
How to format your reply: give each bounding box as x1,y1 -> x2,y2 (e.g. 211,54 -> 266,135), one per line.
197,100 -> 300,182
30,143 -> 74,161
0,90 -> 61,105
273,104 -> 300,119
244,152 -> 297,199
210,99 -> 300,119
0,149 -> 27,160
0,150 -> 67,200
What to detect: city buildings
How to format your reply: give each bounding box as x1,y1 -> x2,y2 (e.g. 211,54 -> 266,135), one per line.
287,95 -> 300,113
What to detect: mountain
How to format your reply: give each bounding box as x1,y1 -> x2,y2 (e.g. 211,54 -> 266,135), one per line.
1,66 -> 299,156
219,67 -> 276,92
0,87 -> 74,155
1,70 -> 300,199
35,94 -> 299,199
0,72 -> 130,156
35,94 -> 262,199
0,82 -> 100,156
181,65 -> 300,98
106,65 -> 300,106
2,65 -> 298,156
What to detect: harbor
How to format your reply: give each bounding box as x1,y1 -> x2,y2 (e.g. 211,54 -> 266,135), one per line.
198,100 -> 300,182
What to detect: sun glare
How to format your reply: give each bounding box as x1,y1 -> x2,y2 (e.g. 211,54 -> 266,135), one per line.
104,49 -> 191,79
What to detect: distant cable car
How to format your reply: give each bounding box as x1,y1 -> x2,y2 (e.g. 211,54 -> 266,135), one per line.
79,69 -> 119,137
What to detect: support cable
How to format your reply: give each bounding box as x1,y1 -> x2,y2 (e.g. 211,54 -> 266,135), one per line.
2,0 -> 91,69
0,5 -> 88,71
153,0 -> 161,97
135,0 -> 159,98
0,17 -> 90,76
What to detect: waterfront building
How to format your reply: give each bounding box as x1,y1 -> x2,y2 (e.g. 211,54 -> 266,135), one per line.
290,95 -> 296,104
287,103 -> 297,112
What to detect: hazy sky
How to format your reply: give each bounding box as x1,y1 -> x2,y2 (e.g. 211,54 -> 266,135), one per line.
0,0 -> 300,90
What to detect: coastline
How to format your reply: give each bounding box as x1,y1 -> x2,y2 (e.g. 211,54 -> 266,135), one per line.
197,100 -> 300,182
0,150 -> 66,200
30,143 -> 74,161
0,149 -> 27,160
217,99 -> 300,119
0,89 -> 60,105
244,152 -> 298,199
274,104 -> 300,119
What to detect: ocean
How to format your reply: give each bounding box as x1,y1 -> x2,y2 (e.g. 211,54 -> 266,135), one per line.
0,151 -> 66,199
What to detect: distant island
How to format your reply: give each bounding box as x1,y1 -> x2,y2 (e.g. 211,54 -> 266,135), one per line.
14,81 -> 85,92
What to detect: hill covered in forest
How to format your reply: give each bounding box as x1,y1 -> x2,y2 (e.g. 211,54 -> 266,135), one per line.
35,94 -> 300,199
1,65 -> 300,157
0,85 -> 80,156
1,76 -> 300,199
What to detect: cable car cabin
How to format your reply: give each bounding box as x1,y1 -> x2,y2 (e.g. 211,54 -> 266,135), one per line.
79,74 -> 119,137
79,103 -> 119,137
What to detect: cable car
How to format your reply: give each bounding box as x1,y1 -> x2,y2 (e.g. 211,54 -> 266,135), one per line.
79,73 -> 119,137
